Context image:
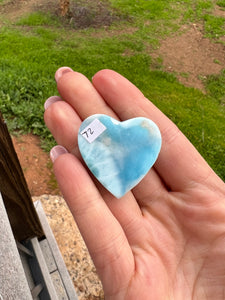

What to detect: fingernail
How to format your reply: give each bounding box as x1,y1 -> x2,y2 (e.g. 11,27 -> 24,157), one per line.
44,96 -> 62,110
55,66 -> 73,82
50,145 -> 68,163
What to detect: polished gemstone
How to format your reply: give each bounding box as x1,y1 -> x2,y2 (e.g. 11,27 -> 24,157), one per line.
78,114 -> 161,198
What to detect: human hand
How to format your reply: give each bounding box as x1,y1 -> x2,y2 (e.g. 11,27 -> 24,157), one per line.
44,68 -> 225,300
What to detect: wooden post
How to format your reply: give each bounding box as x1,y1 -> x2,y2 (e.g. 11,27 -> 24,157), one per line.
0,111 -> 44,241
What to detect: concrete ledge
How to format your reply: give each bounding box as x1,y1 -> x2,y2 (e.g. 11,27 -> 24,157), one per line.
0,193 -> 32,300
28,237 -> 59,299
34,200 -> 78,300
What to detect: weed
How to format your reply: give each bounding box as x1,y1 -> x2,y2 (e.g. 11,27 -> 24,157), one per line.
180,72 -> 189,79
213,59 -> 221,64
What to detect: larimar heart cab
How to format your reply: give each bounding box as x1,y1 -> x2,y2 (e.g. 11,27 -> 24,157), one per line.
78,114 -> 161,198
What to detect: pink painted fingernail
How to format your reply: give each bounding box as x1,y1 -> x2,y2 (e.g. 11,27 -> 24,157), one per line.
55,66 -> 73,82
44,96 -> 62,110
50,145 -> 68,163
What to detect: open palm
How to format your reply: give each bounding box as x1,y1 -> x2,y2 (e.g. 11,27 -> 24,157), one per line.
44,68 -> 225,300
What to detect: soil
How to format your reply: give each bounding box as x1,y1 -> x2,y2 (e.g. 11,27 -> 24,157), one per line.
2,0 -> 225,298
151,23 -> 225,90
0,0 -> 125,28
12,134 -> 60,196
0,0 -> 58,22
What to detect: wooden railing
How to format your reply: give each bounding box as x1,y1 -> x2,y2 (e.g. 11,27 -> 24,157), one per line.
0,111 -> 43,241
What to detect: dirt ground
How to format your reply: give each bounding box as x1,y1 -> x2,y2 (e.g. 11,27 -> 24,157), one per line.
151,22 -> 225,91
2,0 -> 225,298
12,134 -> 60,196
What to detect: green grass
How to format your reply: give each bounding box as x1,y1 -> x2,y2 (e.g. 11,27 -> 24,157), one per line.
205,69 -> 225,104
203,15 -> 225,38
0,0 -> 224,180
16,12 -> 61,26
217,0 -> 225,7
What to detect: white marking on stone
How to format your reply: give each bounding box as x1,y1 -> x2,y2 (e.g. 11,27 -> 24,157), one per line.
80,119 -> 106,143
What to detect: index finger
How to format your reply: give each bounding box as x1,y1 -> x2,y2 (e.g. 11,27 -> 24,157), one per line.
92,69 -> 215,191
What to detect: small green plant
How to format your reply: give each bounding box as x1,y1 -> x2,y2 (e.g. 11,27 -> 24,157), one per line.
213,59 -> 221,64
217,0 -> 225,7
46,160 -> 59,191
180,72 -> 189,79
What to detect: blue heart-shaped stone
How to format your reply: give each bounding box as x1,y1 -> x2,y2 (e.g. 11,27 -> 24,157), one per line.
78,114 -> 161,198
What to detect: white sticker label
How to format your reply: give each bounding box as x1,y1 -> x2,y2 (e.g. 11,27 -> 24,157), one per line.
80,119 -> 106,143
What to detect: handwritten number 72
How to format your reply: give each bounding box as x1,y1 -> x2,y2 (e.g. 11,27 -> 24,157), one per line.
82,128 -> 94,138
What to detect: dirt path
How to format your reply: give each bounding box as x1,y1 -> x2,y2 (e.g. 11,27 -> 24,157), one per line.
151,23 -> 225,90
12,134 -> 60,196
0,0 -> 57,22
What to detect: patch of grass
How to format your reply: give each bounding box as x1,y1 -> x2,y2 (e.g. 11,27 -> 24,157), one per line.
109,0 -> 177,19
108,0 -> 215,22
217,0 -> 225,7
34,27 -> 59,40
182,0 -> 213,19
108,0 -> 181,44
108,0 -> 225,42
46,160 -> 59,190
203,14 -> 225,38
180,72 -> 189,79
16,11 -> 61,26
205,69 -> 225,104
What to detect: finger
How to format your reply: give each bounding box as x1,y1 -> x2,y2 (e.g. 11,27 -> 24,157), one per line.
52,152 -> 134,292
92,69 -> 214,191
44,96 -> 81,155
56,69 -> 118,120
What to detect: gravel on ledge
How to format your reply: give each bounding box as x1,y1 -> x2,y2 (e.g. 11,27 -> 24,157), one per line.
33,194 -> 104,300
